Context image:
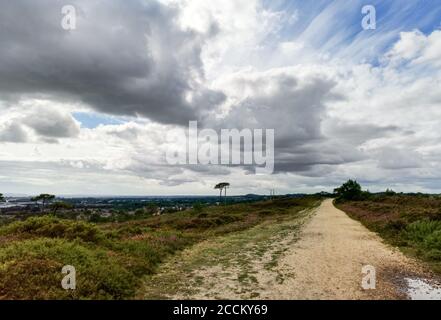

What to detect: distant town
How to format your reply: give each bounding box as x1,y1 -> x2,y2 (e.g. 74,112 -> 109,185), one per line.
0,194 -> 312,224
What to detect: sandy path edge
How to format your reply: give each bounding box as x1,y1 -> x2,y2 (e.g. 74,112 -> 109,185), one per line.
261,199 -> 431,299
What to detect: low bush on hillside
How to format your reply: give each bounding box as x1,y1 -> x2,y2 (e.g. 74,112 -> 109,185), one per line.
0,196 -> 320,299
0,216 -> 106,243
404,220 -> 441,260
0,238 -> 135,299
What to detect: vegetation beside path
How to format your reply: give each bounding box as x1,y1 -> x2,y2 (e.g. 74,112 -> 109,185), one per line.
334,180 -> 441,275
138,201 -> 319,299
0,196 -> 320,299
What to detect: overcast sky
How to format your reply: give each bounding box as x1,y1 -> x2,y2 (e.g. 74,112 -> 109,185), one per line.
1,0 -> 441,196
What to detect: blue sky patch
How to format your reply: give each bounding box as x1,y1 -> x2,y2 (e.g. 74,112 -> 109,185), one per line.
73,112 -> 125,129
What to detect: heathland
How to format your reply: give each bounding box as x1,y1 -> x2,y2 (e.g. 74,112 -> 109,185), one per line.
0,196 -> 319,299
2,183 -> 441,299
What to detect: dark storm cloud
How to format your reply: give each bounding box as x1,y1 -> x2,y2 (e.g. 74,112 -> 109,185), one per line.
0,106 -> 79,142
23,108 -> 80,138
219,74 -> 338,143
272,141 -> 366,174
0,0 -> 224,125
210,70 -> 364,175
324,122 -> 402,145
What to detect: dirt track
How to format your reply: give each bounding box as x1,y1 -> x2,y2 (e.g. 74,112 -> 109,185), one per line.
259,199 -> 427,299
141,199 -> 436,299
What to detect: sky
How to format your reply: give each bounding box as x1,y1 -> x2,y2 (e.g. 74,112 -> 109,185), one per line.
1,0 -> 441,196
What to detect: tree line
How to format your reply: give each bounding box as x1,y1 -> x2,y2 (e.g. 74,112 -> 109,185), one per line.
0,193 -> 72,213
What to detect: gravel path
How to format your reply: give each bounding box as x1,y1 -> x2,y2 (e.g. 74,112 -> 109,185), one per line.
260,199 -> 429,299
141,199 -> 437,299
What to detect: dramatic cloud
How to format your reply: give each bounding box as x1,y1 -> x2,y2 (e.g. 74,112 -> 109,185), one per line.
0,0 -> 224,125
1,0 -> 441,195
23,107 -> 80,139
212,67 -> 354,174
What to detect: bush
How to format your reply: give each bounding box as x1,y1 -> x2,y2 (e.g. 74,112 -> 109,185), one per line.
404,220 -> 441,244
0,216 -> 105,244
0,238 -> 136,299
193,202 -> 203,213
333,180 -> 367,201
404,220 -> 441,260
384,188 -> 396,196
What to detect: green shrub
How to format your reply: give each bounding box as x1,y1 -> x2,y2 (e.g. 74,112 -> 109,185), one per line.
0,216 -> 105,244
0,256 -> 65,300
403,220 -> 441,260
425,229 -> 441,249
404,220 -> 441,244
333,180 -> 368,202
0,238 -> 136,299
193,202 -> 203,213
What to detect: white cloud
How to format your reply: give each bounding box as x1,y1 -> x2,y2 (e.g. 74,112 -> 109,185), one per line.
1,1 -> 441,195
386,30 -> 441,67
